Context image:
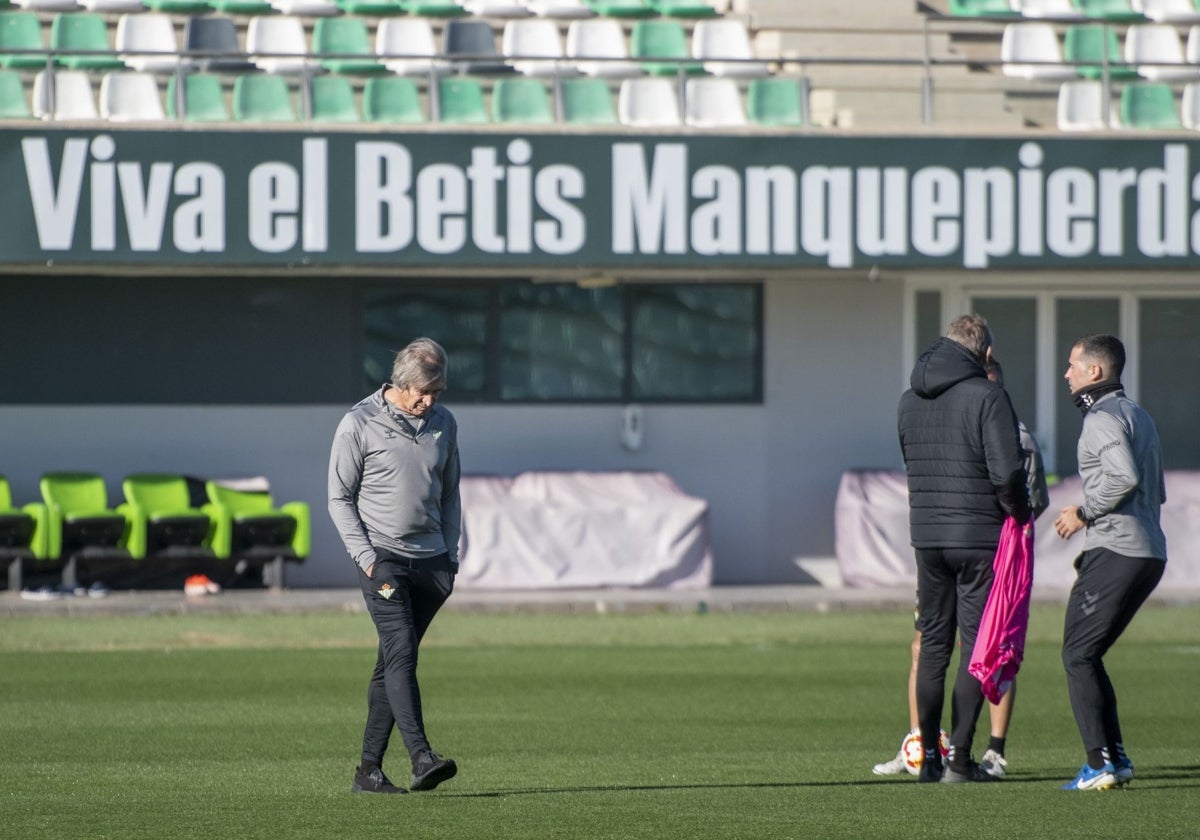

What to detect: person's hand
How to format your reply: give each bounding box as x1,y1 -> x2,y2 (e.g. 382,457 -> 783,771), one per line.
1054,506 -> 1086,540
364,563 -> 375,579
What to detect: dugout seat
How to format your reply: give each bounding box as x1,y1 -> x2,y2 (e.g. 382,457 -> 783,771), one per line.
119,474 -> 214,561
39,471 -> 132,587
204,480 -> 310,588
1,475 -> 50,591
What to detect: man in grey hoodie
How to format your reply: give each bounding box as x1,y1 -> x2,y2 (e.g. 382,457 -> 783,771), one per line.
1054,334 -> 1166,792
329,337 -> 461,795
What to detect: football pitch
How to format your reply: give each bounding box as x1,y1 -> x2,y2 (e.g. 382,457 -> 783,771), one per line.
2,603 -> 1198,840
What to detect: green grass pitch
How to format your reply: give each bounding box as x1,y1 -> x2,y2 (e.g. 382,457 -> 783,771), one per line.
1,603 -> 1198,839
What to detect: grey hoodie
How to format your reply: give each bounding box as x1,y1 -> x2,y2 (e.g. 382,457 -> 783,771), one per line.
328,386 -> 462,573
1077,390 -> 1167,562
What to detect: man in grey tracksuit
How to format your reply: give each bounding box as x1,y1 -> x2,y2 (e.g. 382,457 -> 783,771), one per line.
1053,334 -> 1166,792
329,337 -> 461,795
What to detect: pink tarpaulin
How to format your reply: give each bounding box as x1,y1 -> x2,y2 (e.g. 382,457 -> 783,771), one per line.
456,471 -> 712,590
968,516 -> 1033,704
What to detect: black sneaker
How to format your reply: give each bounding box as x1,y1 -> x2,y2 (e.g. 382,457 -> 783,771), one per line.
941,761 -> 1000,783
352,765 -> 407,794
411,751 -> 457,791
917,759 -> 944,783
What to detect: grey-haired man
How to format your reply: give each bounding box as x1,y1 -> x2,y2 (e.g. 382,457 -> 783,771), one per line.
329,337 -> 461,794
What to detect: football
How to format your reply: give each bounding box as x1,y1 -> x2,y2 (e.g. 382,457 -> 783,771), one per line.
901,729 -> 951,775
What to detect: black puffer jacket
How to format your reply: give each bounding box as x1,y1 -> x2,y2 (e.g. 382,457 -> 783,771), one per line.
898,338 -> 1031,549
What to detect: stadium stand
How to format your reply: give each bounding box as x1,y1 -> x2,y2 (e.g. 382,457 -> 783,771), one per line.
99,70 -> 166,120
745,75 -> 803,125
376,18 -> 444,75
444,17 -> 510,73
503,17 -> 567,76
115,13 -> 180,73
1135,0 -> 1200,22
247,16 -> 317,74
32,69 -> 98,119
1001,22 -> 1076,79
313,16 -> 385,74
1074,0 -> 1144,21
1064,23 -> 1138,79
566,17 -> 642,77
50,13 -> 124,71
524,0 -> 594,17
492,75 -> 555,121
362,73 -> 425,121
692,19 -> 769,77
1125,23 -> 1195,80
617,75 -> 681,125
184,16 -> 255,72
437,74 -> 489,121
1120,78 -> 1184,126
630,19 -> 704,75
684,75 -> 746,125
165,71 -> 231,120
1056,77 -> 1113,128
560,74 -> 616,122
232,73 -> 297,121
311,74 -> 362,121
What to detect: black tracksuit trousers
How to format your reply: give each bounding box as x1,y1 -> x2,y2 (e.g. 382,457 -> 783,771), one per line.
357,554 -> 455,769
915,546 -> 994,765
1062,547 -> 1163,755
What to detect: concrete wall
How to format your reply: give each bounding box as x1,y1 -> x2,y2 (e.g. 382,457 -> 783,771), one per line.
0,276 -> 908,588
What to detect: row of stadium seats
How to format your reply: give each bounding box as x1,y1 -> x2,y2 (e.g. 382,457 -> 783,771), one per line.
1,472 -> 309,590
0,0 -> 728,17
2,69 -> 806,125
1057,76 -> 1200,127
950,0 -> 1200,20
0,13 -> 768,78
1002,20 -> 1200,80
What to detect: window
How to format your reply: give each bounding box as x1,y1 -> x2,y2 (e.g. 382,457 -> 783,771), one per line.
1140,298 -> 1200,470
362,281 -> 762,403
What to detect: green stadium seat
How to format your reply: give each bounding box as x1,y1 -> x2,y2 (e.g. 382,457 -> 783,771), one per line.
166,72 -> 230,122
399,0 -> 467,13
233,73 -> 297,122
119,474 -> 214,561
363,75 -> 425,123
560,76 -> 617,124
51,13 -> 124,71
747,77 -> 804,126
631,19 -> 704,77
142,0 -> 212,13
39,472 -> 130,564
0,11 -> 46,70
204,481 -> 310,585
1074,0 -> 1145,20
1064,23 -> 1139,79
1120,80 -> 1182,127
0,67 -> 30,117
947,0 -> 1019,15
648,0 -> 717,17
207,0 -> 275,12
336,0 -> 403,12
492,76 -> 554,122
1,475 -> 49,562
313,17 -> 385,75
585,0 -> 655,17
311,74 -> 360,122
436,75 -> 488,123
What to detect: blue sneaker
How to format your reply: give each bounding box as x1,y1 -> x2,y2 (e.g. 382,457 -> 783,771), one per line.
1061,762 -> 1117,791
1113,757 -> 1134,786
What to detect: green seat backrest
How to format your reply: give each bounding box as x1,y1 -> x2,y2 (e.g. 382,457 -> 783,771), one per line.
0,68 -> 30,117
400,0 -> 466,14
561,77 -> 616,125
1064,24 -> 1137,79
585,0 -> 654,17
437,76 -> 488,124
166,72 -> 230,122
747,77 -> 803,126
41,472 -> 110,514
363,76 -> 425,123
947,0 -> 1019,15
50,13 -> 123,70
314,17 -> 381,74
649,0 -> 718,17
631,19 -> 702,75
144,0 -> 213,12
337,0 -> 403,13
0,12 -> 45,69
233,74 -> 296,122
1073,0 -> 1144,20
207,0 -> 274,12
492,77 -> 554,123
206,482 -> 276,515
122,474 -> 194,513
312,75 -> 360,123
1121,82 -> 1182,128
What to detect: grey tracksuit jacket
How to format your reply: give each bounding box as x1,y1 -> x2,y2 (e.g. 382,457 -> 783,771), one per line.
328,386 -> 462,573
1077,390 -> 1167,562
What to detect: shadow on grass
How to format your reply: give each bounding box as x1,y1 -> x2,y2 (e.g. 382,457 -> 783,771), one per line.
439,766 -> 1200,798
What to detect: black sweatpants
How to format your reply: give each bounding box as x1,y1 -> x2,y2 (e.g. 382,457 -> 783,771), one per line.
357,554 -> 455,769
915,546 -> 995,764
1062,548 -> 1163,755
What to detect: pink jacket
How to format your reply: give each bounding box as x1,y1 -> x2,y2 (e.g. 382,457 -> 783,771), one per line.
968,516 -> 1034,704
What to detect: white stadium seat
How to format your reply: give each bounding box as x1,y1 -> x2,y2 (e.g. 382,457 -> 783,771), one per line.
684,76 -> 746,127
567,18 -> 641,77
618,77 -> 680,126
248,17 -> 317,75
503,19 -> 570,76
116,13 -> 180,73
33,70 -> 98,120
1125,23 -> 1198,80
100,71 -> 166,121
1001,22 -> 1075,80
691,20 -> 769,77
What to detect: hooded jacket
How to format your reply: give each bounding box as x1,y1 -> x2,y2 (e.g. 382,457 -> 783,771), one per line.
897,337 -> 1031,549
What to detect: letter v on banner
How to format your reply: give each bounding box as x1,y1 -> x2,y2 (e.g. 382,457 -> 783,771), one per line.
21,137 -> 88,251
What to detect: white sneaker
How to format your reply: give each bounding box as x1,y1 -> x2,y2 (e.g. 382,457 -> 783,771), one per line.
873,749 -> 908,775
980,749 -> 1007,779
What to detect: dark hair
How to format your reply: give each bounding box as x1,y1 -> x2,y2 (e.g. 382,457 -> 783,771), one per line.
1074,334 -> 1125,381
984,357 -> 1004,387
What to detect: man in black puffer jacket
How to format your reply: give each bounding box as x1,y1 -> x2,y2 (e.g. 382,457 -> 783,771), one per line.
897,314 -> 1032,784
